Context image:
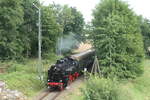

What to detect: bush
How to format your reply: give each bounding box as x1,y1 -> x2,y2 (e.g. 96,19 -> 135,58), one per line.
82,77 -> 119,100
82,76 -> 134,100
81,59 -> 150,100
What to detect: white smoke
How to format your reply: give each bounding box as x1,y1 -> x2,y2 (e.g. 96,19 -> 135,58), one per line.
56,32 -> 80,55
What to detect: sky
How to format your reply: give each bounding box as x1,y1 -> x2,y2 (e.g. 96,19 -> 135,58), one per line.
40,0 -> 150,22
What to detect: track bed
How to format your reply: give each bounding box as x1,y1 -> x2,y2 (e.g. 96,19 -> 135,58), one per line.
33,76 -> 84,100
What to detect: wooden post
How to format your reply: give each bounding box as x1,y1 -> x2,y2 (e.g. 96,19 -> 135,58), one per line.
91,56 -> 101,77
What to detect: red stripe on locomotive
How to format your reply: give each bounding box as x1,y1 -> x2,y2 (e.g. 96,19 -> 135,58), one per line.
48,82 -> 63,86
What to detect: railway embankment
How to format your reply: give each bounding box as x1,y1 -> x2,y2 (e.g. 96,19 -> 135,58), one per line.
0,81 -> 27,100
0,57 -> 59,99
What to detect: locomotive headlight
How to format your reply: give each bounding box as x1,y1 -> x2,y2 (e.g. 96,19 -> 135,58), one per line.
59,80 -> 62,82
48,79 -> 50,82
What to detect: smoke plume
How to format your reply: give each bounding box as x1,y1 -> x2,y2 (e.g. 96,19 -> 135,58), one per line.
56,32 -> 80,55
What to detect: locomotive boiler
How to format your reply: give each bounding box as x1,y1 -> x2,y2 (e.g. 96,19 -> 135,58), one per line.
47,49 -> 94,90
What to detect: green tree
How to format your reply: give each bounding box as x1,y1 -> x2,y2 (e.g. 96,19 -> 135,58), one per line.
18,0 -> 39,57
52,4 -> 85,54
70,7 -> 85,41
138,17 -> 150,55
52,4 -> 84,37
0,1 -> 85,59
41,5 -> 60,56
0,0 -> 24,59
92,0 -> 144,78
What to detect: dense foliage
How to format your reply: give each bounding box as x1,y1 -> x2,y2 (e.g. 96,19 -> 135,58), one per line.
41,6 -> 60,57
53,5 -> 84,36
52,4 -> 85,54
92,0 -> 145,78
138,17 -> 150,55
83,60 -> 150,100
83,77 -> 120,100
0,0 -> 24,59
0,0 -> 84,60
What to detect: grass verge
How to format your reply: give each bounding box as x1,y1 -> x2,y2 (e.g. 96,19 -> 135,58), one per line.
0,55 -> 59,98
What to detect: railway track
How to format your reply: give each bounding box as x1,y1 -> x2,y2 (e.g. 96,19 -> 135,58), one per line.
34,76 -> 84,100
38,90 -> 50,100
35,89 -> 61,100
40,91 -> 61,100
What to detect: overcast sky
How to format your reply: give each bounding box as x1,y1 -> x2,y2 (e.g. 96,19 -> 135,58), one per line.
40,0 -> 150,22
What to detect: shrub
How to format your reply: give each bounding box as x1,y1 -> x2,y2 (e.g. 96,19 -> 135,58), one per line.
82,76 -> 134,100
82,77 -> 119,100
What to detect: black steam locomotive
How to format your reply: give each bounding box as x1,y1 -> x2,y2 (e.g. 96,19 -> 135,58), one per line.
47,49 -> 94,90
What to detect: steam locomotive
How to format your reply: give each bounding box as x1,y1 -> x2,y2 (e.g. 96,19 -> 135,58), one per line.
47,49 -> 95,90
